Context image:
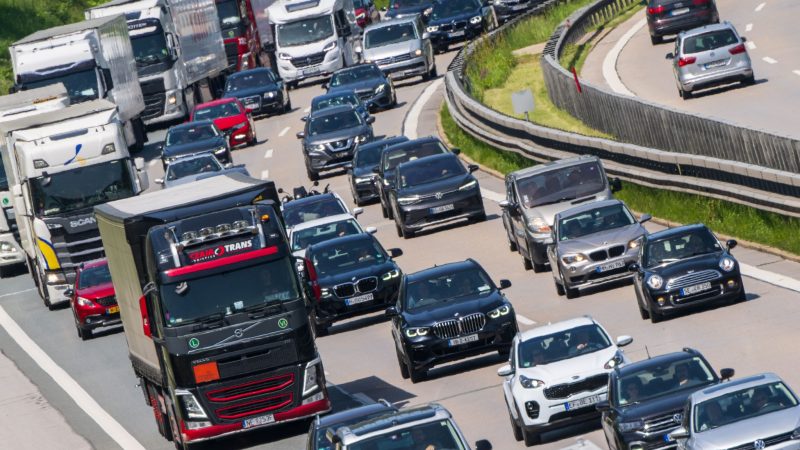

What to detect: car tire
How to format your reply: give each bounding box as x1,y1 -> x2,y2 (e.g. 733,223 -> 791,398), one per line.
306,167 -> 320,181
638,303 -> 650,320
681,88 -> 692,100
522,256 -> 533,271
650,309 -> 665,323
430,64 -> 438,78
401,226 -> 415,239
734,288 -> 747,303
381,201 -> 389,218
472,211 -> 487,223
247,132 -> 257,146
507,234 -> 518,252
284,97 -> 292,113
397,349 -> 410,379
386,201 -> 394,219
559,267 -> 579,299
650,34 -> 662,45
395,221 -> 403,238
742,74 -> 756,86
287,81 -> 298,90
554,277 -> 566,296
522,427 -> 540,446
409,363 -> 426,384
80,326 -> 92,341
508,409 -> 523,442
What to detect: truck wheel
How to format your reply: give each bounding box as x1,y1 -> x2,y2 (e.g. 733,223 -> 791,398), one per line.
147,385 -> 173,440
314,321 -> 329,337
34,263 -> 53,309
166,401 -> 187,450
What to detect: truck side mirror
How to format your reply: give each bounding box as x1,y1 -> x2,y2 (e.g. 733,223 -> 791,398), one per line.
101,68 -> 114,92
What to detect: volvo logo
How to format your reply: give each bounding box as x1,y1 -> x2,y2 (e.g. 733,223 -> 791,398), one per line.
435,192 -> 443,199
233,328 -> 244,338
754,440 -> 765,450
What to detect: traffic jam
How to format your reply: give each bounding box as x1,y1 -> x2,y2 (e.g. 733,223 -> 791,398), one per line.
0,0 -> 798,449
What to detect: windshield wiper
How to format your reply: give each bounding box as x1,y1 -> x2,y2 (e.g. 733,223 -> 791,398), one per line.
245,298 -> 287,319
191,312 -> 227,331
534,196 -> 577,207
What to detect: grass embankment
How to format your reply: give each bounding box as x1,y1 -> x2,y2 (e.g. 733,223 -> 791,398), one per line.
0,0 -> 105,94
441,104 -> 800,255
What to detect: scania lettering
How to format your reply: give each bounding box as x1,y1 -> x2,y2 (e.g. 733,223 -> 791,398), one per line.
95,174 -> 330,448
86,0 -> 228,125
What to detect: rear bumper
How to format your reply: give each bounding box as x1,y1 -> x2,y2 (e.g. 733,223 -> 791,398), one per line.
648,10 -> 716,36
397,191 -> 485,231
679,66 -> 753,92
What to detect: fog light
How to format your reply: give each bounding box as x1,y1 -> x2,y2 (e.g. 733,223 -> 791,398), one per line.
727,279 -> 736,287
569,267 -> 577,273
524,401 -> 540,419
657,297 -> 666,305
184,420 -> 212,430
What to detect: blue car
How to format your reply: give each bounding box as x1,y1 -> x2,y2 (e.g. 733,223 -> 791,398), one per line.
223,68 -> 291,116
425,0 -> 496,53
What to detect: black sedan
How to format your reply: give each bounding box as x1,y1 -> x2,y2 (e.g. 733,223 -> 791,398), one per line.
348,136 -> 409,206
390,152 -> 485,238
325,63 -> 397,112
307,400 -> 397,449
385,0 -> 434,21
281,192 -> 352,229
306,233 -> 403,336
630,223 -> 745,323
160,120 -> 231,169
223,67 -> 291,116
297,105 -> 376,181
308,90 -> 370,122
426,0 -> 496,53
387,259 -> 516,383
375,136 -> 457,219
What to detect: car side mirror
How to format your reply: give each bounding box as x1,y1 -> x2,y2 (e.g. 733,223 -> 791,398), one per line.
384,306 -> 398,317
321,83 -> 328,90
497,364 -> 514,377
639,214 -> 652,223
372,166 -> 381,174
726,239 -> 737,250
296,131 -> 305,139
389,248 -> 403,258
468,164 -> 479,173
741,36 -> 747,42
616,335 -> 633,347
720,368 -> 735,381
422,32 -> 431,40
156,143 -> 164,152
154,178 -> 164,185
344,162 -> 353,169
278,187 -> 284,194
475,440 -> 492,450
499,200 -> 511,208
224,163 -> 233,169
366,116 -> 376,124
665,52 -> 674,60
366,226 -> 377,234
352,207 -> 364,217
301,116 -> 308,122
595,400 -> 610,411
669,427 -> 690,441
451,147 -> 461,155
628,263 -> 640,272
610,177 -> 622,192
498,279 -> 511,290
64,288 -> 74,298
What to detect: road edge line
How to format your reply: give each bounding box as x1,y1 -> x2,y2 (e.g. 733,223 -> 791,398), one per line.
402,78 -> 444,139
602,17 -> 646,96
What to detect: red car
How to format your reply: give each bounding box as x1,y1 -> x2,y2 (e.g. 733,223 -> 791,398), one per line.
190,98 -> 257,148
65,259 -> 121,340
353,0 -> 380,28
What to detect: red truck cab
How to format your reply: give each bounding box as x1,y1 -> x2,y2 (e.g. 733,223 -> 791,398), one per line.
216,0 -> 261,72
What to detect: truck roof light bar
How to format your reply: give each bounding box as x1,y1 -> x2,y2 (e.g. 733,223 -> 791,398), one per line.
176,221 -> 258,250
165,227 -> 182,268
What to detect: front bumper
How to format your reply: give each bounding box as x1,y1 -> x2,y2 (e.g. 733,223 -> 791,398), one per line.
314,281 -> 400,325
222,124 -> 253,147
353,87 -> 394,111
306,140 -> 360,172
516,391 -> 607,429
376,55 -> 428,80
644,273 -> 744,314
236,93 -> 285,116
351,176 -> 380,202
494,1 -> 533,21
277,53 -> 343,83
0,233 -> 25,267
679,64 -> 753,93
560,253 -> 638,290
397,190 -> 484,231
430,24 -> 482,47
649,10 -> 716,36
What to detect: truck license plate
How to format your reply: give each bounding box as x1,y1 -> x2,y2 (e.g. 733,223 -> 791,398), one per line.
242,413 -> 275,429
681,281 -> 712,296
345,293 -> 374,306
106,306 -> 119,314
596,260 -> 625,273
565,394 -> 600,411
430,204 -> 454,214
448,334 -> 478,347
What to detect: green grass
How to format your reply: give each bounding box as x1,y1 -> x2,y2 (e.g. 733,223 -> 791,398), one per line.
374,0 -> 389,11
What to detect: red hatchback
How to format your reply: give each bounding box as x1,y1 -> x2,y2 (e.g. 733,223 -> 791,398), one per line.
66,259 -> 121,340
190,98 -> 257,148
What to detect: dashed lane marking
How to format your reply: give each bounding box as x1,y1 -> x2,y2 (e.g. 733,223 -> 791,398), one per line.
745,23 -> 753,32
0,288 -> 36,299
755,2 -> 766,12
560,438 -> 604,450
793,70 -> 800,77
264,149 -> 274,159
261,170 -> 270,180
746,41 -> 757,50
763,56 -> 778,64
517,315 -> 536,326
278,126 -> 290,137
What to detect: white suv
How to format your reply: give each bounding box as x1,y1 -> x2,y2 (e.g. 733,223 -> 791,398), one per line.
498,316 -> 632,445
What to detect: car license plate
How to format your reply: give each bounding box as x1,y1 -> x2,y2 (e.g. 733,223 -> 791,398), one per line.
345,293 -> 374,306
245,104 -> 257,110
671,7 -> 690,16
448,334 -> 479,347
565,394 -> 601,411
242,413 -> 275,429
596,260 -> 625,273
449,30 -> 465,38
106,306 -> 119,314
513,4 -> 528,10
681,281 -> 712,296
704,60 -> 727,69
301,67 -> 320,76
430,204 -> 455,214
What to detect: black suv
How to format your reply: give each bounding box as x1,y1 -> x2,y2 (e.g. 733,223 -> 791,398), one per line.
646,0 -> 719,45
597,348 -> 733,450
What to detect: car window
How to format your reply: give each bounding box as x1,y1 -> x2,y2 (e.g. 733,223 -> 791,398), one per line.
614,357 -> 716,406
313,94 -> 360,112
330,65 -> 383,86
517,324 -> 611,367
292,219 -> 361,251
193,102 -> 242,120
431,0 -> 481,20
383,141 -> 448,171
399,156 -> 465,187
693,382 -> 799,433
225,71 -> 274,91
347,420 -> 465,450
558,203 -> 636,241
391,0 -> 430,8
166,156 -> 222,180
78,264 -> 112,289
515,161 -> 605,209
404,266 -> 492,311
643,228 -> 721,267
308,111 -> 363,135
682,29 -> 738,54
283,197 -> 349,228
312,239 -> 387,276
365,23 -> 418,48
355,144 -> 384,167
166,124 -> 218,145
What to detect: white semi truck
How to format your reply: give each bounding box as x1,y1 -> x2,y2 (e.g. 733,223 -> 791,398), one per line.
86,0 -> 229,125
0,99 -> 148,308
10,15 -> 148,151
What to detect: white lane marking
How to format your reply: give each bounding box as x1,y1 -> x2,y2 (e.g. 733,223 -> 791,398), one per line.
745,23 -> 753,32
264,149 -> 274,159
0,306 -> 145,450
480,187 -> 505,203
517,315 -> 536,326
352,392 -> 373,405
746,41 -> 757,50
602,18 -> 646,96
278,126 -> 291,137
303,107 -> 311,113
793,70 -> 800,76
763,56 -> 778,64
0,288 -> 36,299
740,263 -> 800,293
560,438 -> 604,450
261,170 -> 270,179
403,78 -> 444,139
755,2 -> 766,12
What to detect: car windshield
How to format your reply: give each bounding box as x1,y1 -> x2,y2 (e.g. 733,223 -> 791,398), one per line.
431,0 -> 480,20
383,141 -> 448,171
615,357 -> 716,406
405,266 -> 492,311
693,381 -> 799,433
347,420 -> 466,450
308,110 -> 363,135
29,159 -> 134,217
517,324 -> 611,368
26,69 -> 99,103
682,29 -> 738,54
330,65 -> 384,87
130,32 -> 170,69
365,23 -> 418,48
193,102 -> 242,121
312,238 -> 387,276
291,219 -> 361,251
391,0 -> 429,8
166,124 -> 219,146
78,264 -> 112,289
355,144 -> 385,168
515,162 -> 606,209
283,197 -> 348,228
399,157 -> 465,187
225,71 -> 275,92
160,258 -> 300,327
166,156 -> 222,181
312,94 -> 360,112
277,16 -> 334,47
644,228 -> 722,267
558,203 -> 636,241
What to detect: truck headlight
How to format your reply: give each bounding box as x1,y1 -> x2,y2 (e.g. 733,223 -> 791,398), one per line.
519,375 -> 544,389
561,253 -> 586,265
719,257 -> 735,272
618,419 -> 644,432
470,15 -> 482,24
488,304 -> 511,319
176,390 -> 208,420
397,195 -> 419,205
279,52 -> 292,60
405,327 -> 429,338
167,93 -> 177,105
527,217 -> 551,234
46,272 -> 66,284
101,143 -> 116,155
302,358 -> 323,396
646,274 -> 664,290
427,25 -> 439,32
381,269 -> 400,280
459,180 -> 478,191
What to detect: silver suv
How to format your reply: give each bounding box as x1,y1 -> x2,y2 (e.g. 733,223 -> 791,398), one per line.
667,22 -> 754,99
359,17 -> 436,82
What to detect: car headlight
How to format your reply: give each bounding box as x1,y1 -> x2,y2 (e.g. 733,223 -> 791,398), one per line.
519,375 -> 545,389
470,15 -> 482,24
646,274 -> 664,290
527,217 -> 551,234
604,352 -> 623,369
458,179 -> 478,191
488,304 -> 511,319
719,257 -> 736,272
397,195 -> 419,205
628,237 -> 642,249
412,49 -> 423,57
427,25 -> 439,33
382,178 -> 389,186
320,287 -> 332,298
561,253 -> 586,265
374,84 -> 386,94
405,327 -> 429,338
381,269 -> 400,280
355,176 -> 373,184
308,144 -> 326,152
263,91 -> 277,99
355,11 -> 366,19
323,41 -> 337,52
423,7 -> 433,15
356,134 -> 370,143
213,146 -> 227,154
177,390 -> 208,420
618,419 -> 644,433
364,59 -> 372,63
0,242 -> 14,253
46,272 -> 66,284
791,426 -> 800,439
278,52 -> 292,60
76,296 -> 94,307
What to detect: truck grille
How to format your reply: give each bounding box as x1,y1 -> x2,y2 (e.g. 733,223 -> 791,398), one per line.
729,431 -> 794,450
291,52 -> 325,68
224,41 -> 239,69
589,245 -> 625,262
206,373 -> 294,402
215,393 -> 293,420
333,276 -> 378,298
544,373 -> 608,400
432,312 -> 486,339
139,79 -> 166,121
643,409 -> 683,434
95,296 -> 117,307
376,53 -> 413,65
199,367 -> 300,423
666,270 -> 721,290
51,228 -> 105,269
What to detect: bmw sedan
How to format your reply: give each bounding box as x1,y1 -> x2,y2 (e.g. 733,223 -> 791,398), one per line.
223,67 -> 291,115
425,0 -> 496,53
325,63 -> 397,111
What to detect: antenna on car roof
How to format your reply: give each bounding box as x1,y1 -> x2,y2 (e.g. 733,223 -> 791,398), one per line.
645,345 -> 651,359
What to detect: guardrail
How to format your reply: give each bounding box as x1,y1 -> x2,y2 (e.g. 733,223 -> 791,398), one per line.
445,0 -> 800,217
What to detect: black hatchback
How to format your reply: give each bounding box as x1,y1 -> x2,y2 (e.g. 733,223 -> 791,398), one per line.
646,0 -> 719,45
386,259 -> 516,383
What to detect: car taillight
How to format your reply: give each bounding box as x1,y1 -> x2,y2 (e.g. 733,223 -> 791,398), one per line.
647,5 -> 665,14
678,56 -> 696,67
304,258 -> 322,301
729,43 -> 746,55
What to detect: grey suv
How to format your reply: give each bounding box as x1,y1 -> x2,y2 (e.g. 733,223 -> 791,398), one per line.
667,22 -> 754,99
361,17 -> 437,81
646,0 -> 719,45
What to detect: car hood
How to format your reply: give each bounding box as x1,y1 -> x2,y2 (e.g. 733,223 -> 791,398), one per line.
306,126 -> 367,145
210,115 -> 246,131
646,252 -> 727,280
163,137 -> 226,158
403,293 -> 505,325
618,386 -> 710,422
692,407 -> 800,449
77,283 -> 115,300
557,224 -> 645,254
364,40 -> 420,60
523,194 -> 608,226
224,85 -> 278,99
353,164 -> 378,178
398,173 -> 472,196
517,346 -> 617,383
329,79 -> 383,95
387,5 -> 431,17
430,11 -> 480,26
318,262 -> 397,286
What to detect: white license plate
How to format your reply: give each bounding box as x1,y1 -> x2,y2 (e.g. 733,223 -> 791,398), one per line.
596,260 -> 625,273
513,4 -> 528,10
242,413 -> 275,429
565,394 -> 601,411
345,293 -> 374,305
671,7 -> 690,15
705,60 -> 727,69
681,281 -> 712,296
301,67 -> 320,76
449,30 -> 465,38
449,334 -> 479,347
430,204 -> 455,214
245,104 -> 257,110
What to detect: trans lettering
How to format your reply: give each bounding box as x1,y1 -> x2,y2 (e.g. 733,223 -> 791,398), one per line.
187,240 -> 253,263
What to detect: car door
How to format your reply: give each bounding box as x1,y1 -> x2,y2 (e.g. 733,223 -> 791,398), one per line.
391,284 -> 406,355
508,180 -> 527,252
547,214 -> 561,279
501,337 -> 518,415
601,379 -> 621,450
335,9 -> 357,66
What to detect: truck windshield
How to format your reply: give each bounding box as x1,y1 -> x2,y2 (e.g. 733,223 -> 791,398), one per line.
160,258 -> 301,327
217,0 -> 244,37
131,33 -> 170,68
26,69 -> 99,103
29,159 -> 135,217
277,16 -> 334,47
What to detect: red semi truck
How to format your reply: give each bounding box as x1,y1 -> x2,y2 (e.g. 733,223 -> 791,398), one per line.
216,0 -> 268,72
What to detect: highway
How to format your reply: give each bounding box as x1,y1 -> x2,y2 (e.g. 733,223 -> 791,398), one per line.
2,40 -> 800,450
